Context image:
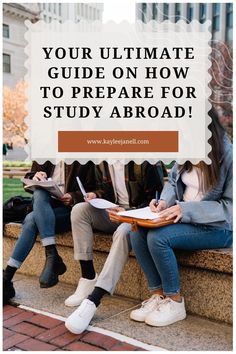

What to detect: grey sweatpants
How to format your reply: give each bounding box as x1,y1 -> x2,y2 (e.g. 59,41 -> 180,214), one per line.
71,202 -> 132,294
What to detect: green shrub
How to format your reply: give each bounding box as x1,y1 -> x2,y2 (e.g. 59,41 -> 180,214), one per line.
3,178 -> 29,203
3,161 -> 32,168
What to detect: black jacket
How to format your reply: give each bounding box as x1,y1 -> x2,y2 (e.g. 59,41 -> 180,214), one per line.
94,161 -> 165,209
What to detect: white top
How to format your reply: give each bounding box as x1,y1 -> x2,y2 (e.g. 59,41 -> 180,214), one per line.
52,161 -> 65,194
109,162 -> 129,208
182,167 -> 204,202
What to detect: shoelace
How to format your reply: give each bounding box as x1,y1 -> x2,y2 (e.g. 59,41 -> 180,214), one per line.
155,297 -> 172,312
141,294 -> 164,309
159,298 -> 171,305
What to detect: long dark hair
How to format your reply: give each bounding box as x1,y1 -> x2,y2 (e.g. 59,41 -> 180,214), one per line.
179,108 -> 225,193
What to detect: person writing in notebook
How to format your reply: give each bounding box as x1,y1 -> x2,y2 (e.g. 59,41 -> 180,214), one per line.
128,109 -> 232,327
65,161 -> 165,333
3,161 -> 95,305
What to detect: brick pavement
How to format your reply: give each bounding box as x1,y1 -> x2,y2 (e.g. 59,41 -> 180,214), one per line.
3,305 -> 145,351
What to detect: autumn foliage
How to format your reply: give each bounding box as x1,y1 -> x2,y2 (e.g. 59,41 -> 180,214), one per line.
3,80 -> 28,147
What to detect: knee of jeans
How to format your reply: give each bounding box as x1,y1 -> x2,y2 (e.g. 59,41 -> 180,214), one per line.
129,230 -> 140,249
71,202 -> 90,223
23,211 -> 35,227
147,230 -> 167,250
33,188 -> 50,203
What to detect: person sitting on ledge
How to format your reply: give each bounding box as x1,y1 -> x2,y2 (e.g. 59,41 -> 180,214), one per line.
64,160 -> 165,334
3,160 -> 96,305
128,108 -> 232,327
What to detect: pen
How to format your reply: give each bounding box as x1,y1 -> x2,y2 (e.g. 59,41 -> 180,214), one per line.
155,191 -> 159,207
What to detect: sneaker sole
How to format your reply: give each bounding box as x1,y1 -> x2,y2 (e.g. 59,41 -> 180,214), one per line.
130,314 -> 146,322
145,313 -> 186,327
65,320 -> 85,335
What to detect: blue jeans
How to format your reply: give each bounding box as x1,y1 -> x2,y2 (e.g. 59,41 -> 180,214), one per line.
8,189 -> 71,268
130,223 -> 232,296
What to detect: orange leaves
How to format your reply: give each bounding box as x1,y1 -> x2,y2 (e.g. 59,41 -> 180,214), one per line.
3,81 -> 28,144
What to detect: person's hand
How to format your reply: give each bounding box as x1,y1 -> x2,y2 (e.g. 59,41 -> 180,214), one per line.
60,193 -> 73,206
85,192 -> 97,201
106,207 -> 125,223
158,204 -> 182,223
150,199 -> 167,213
33,171 -> 47,181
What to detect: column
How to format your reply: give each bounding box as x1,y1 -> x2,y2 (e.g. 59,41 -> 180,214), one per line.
169,3 -> 175,22
135,3 -> 141,22
157,3 -> 164,22
67,3 -> 75,21
61,3 -> 68,22
181,3 -> 187,21
219,3 -> 226,42
146,3 -> 153,22
193,3 -> 200,21
206,3 -> 213,38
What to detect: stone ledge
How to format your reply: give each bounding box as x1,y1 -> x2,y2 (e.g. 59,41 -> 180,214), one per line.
4,223 -> 232,274
3,223 -> 232,324
176,248 -> 232,274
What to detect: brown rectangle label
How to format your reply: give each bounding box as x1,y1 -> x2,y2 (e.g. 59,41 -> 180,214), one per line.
58,131 -> 178,153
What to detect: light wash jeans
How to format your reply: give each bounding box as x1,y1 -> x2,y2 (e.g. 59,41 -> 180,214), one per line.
8,189 -> 71,268
130,223 -> 232,296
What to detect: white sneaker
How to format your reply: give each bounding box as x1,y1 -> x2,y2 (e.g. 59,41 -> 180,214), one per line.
145,297 -> 186,327
130,294 -> 164,322
65,299 -> 96,334
65,274 -> 98,307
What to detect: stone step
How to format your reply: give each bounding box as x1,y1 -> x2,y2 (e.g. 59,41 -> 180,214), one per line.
9,274 -> 232,351
4,223 -> 232,324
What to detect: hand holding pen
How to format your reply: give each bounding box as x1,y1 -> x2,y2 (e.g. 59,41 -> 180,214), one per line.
155,191 -> 159,207
149,191 -> 167,213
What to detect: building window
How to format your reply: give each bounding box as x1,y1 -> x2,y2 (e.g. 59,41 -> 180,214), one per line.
3,54 -> 11,73
226,3 -> 233,28
142,3 -> 147,23
187,4 -> 194,22
213,3 -> 220,31
163,3 -> 169,20
175,3 -> 181,22
152,3 -> 157,20
199,3 -> 206,23
89,6 -> 92,19
3,24 -> 9,38
226,3 -> 233,42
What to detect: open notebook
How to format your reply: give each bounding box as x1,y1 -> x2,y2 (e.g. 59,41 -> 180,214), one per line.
22,178 -> 63,199
117,206 -> 159,220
